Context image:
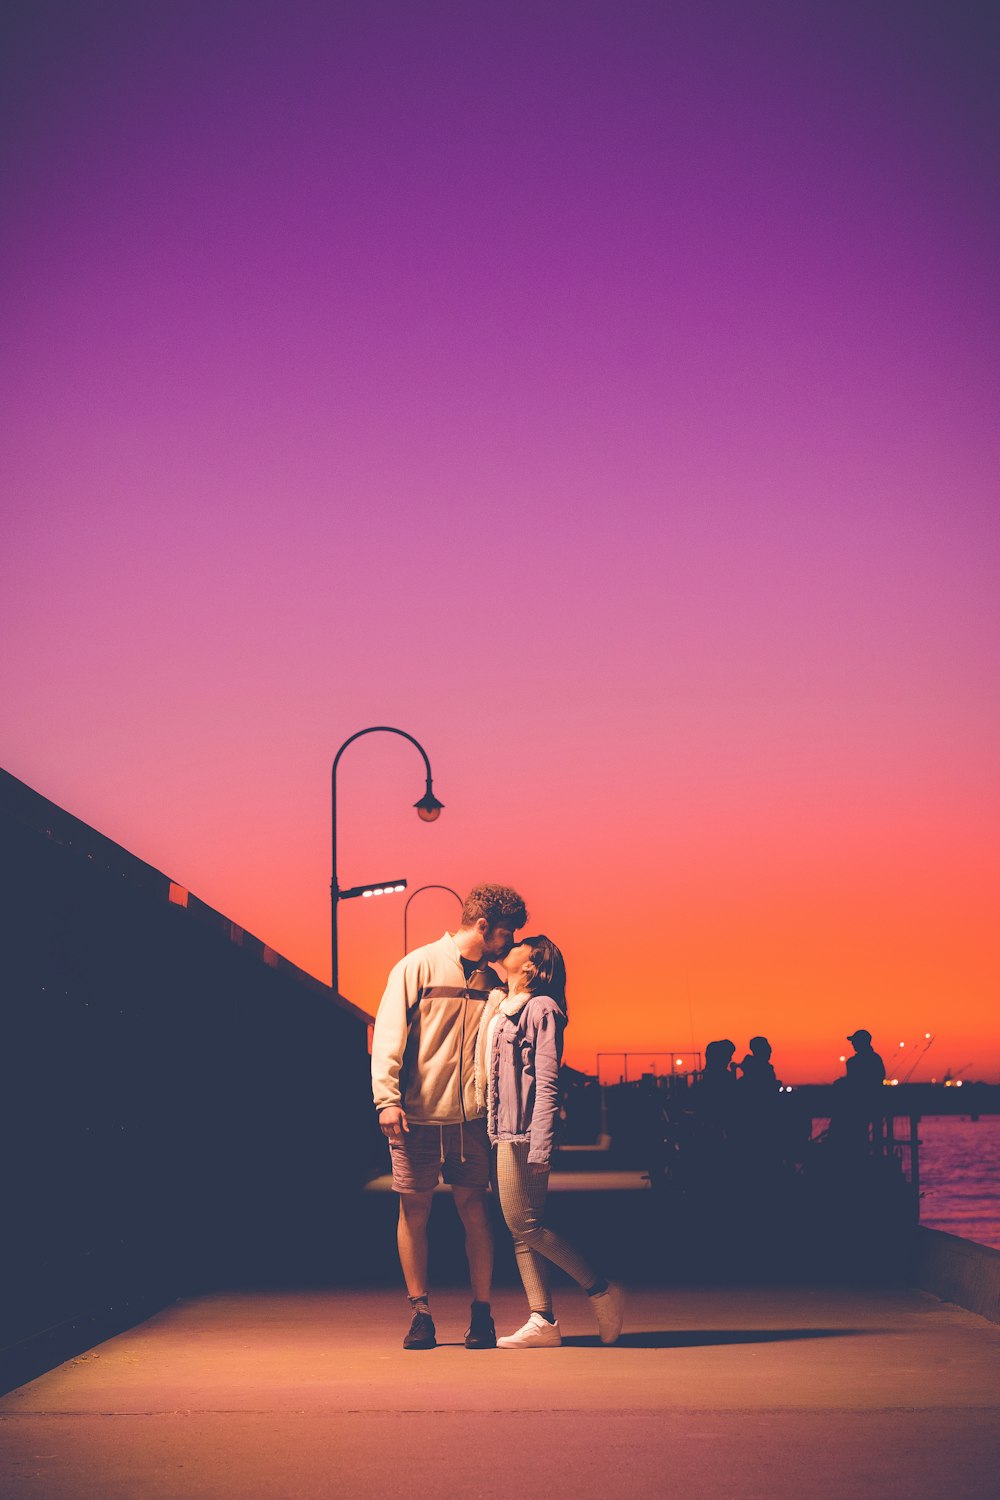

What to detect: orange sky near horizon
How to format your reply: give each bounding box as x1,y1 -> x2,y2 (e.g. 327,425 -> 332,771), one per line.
74,726 -> 992,1089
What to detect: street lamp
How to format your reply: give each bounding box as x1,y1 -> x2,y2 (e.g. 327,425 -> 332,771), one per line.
403,884 -> 462,954
341,880 -> 408,900
330,726 -> 443,997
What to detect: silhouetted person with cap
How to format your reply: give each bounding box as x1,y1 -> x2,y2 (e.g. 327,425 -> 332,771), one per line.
845,1029 -> 885,1090
829,1028 -> 886,1155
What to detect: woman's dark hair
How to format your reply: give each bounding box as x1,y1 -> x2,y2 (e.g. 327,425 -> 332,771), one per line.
519,934 -> 568,1017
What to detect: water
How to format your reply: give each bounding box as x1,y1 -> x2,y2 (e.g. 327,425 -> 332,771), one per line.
917,1115 -> 1000,1251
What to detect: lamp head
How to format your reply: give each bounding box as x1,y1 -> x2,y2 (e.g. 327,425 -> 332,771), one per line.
414,790 -> 444,822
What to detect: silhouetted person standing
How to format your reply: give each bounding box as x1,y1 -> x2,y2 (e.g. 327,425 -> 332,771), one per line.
738,1036 -> 778,1092
699,1039 -> 738,1122
845,1029 -> 885,1091
737,1036 -> 782,1179
687,1040 -> 739,1196
830,1028 -> 886,1154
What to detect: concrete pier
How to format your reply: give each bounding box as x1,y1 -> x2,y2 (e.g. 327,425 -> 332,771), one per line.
2,1283 -> 998,1499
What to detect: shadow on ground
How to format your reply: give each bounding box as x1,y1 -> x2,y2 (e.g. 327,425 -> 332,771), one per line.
562,1326 -> 871,1348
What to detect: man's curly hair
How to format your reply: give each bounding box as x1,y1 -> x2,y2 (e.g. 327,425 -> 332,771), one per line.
461,883 -> 527,930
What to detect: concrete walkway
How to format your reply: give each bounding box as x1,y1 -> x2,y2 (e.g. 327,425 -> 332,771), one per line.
2,1284 -> 999,1499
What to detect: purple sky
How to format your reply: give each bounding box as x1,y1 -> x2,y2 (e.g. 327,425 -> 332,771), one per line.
3,1 -> 998,1077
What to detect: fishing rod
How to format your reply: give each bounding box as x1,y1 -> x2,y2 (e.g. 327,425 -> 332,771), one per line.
900,1032 -> 936,1084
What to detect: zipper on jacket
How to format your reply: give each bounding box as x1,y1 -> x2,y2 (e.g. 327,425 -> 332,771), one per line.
451,941 -> 482,1126
451,939 -> 493,1126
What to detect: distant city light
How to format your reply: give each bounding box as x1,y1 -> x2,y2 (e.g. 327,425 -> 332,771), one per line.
899,1041 -> 905,1048
675,1058 -> 684,1068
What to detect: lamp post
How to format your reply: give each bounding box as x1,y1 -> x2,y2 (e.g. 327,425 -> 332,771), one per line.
403,884 -> 462,955
330,726 -> 443,997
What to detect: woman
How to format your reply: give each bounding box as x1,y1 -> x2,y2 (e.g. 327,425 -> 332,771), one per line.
476,935 -> 625,1348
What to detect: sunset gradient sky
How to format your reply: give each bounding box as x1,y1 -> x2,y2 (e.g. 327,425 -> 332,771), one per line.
3,1 -> 998,1081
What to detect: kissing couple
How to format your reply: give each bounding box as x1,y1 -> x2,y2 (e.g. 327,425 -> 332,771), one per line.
371,882 -> 625,1350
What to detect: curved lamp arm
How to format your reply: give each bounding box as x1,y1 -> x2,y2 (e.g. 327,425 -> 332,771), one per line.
331,726 -> 443,995
403,884 -> 463,955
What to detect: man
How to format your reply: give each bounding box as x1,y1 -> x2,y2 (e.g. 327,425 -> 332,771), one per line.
371,882 -> 527,1350
830,1028 -> 887,1154
845,1029 -> 886,1091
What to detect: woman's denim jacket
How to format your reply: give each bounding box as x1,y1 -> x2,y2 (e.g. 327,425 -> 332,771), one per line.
487,994 -> 566,1168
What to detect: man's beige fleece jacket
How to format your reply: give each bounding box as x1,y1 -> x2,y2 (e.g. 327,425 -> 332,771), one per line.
371,932 -> 497,1124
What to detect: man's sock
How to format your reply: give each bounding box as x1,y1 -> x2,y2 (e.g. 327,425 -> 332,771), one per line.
533,1309 -> 556,1324
409,1294 -> 430,1312
585,1278 -> 609,1297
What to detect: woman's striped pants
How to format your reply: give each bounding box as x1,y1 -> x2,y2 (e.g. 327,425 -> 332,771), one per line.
493,1140 -> 597,1314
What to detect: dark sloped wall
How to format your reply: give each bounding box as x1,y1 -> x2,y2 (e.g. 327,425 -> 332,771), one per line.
1,770 -> 380,1369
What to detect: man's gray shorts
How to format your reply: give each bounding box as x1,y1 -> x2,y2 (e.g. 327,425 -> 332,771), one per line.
388,1117 -> 491,1194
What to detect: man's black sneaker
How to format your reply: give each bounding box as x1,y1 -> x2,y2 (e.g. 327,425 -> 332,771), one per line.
464,1310 -> 497,1350
403,1308 -> 437,1350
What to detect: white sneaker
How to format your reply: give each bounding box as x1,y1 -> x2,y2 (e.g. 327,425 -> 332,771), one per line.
497,1312 -> 562,1349
591,1281 -> 625,1344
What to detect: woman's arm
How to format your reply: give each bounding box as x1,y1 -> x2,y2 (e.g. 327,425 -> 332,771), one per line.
527,1003 -> 563,1167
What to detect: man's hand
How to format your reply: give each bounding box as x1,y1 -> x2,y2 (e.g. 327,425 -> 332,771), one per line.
379,1106 -> 410,1142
